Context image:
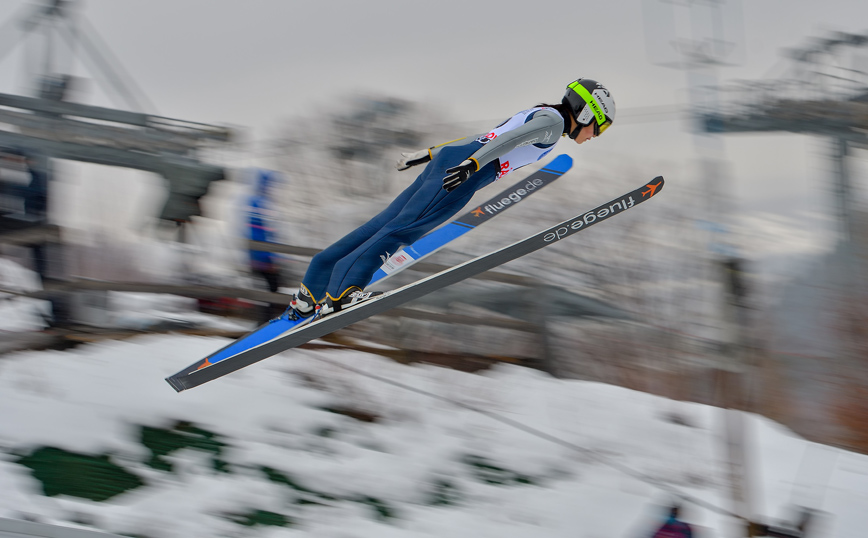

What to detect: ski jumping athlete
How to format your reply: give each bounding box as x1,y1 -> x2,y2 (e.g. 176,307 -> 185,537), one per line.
287,78 -> 616,318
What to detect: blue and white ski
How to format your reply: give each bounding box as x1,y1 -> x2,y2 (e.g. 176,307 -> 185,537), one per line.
166,176 -> 665,392
369,154 -> 572,284
171,155 -> 572,376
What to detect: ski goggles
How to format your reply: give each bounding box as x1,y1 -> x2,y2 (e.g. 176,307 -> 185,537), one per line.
567,117 -> 612,140
594,117 -> 612,136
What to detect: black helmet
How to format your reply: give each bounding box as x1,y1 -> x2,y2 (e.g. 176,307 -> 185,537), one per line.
562,78 -> 616,138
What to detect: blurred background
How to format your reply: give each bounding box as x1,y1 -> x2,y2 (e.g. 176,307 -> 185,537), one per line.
1,0 -> 867,536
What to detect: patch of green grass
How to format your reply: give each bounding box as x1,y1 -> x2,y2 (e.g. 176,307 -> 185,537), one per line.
356,495 -> 398,521
314,426 -> 337,438
16,446 -> 144,501
260,465 -> 335,499
226,509 -> 294,528
427,478 -> 463,506
139,421 -> 228,473
462,454 -> 537,486
261,466 -> 397,520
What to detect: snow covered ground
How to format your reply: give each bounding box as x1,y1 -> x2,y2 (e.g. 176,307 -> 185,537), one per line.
1,265 -> 867,538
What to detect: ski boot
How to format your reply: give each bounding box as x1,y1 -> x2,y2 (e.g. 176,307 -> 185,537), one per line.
275,285 -> 317,321
318,286 -> 383,317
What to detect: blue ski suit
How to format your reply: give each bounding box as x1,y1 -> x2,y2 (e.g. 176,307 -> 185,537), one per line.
301,106 -> 566,303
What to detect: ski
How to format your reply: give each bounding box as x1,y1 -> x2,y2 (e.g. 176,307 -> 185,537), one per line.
168,155 -> 572,377
166,176 -> 664,392
369,153 -> 572,284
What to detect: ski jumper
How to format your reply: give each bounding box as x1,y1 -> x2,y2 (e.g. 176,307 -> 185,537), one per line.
301,107 -> 565,303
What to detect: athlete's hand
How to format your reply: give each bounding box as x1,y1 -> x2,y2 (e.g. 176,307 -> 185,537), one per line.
396,148 -> 431,171
442,159 -> 477,192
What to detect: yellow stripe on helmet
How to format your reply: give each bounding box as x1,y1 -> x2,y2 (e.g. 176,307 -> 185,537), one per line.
569,81 -> 606,125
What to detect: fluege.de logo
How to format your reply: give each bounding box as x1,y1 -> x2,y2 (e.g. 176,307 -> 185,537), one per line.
472,176 -> 546,217
544,195 -> 637,242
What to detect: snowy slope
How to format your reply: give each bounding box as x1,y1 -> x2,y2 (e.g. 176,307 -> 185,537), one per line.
0,265 -> 866,538
0,258 -> 51,332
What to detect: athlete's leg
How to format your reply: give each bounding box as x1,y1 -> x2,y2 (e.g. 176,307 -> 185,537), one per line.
325,146 -> 497,297
299,172 -> 426,302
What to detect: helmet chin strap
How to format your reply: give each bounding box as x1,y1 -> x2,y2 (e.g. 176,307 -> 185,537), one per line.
567,117 -> 593,140
567,123 -> 584,140
559,99 -> 573,137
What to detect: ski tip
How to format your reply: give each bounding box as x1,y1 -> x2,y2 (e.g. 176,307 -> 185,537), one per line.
641,177 -> 664,198
165,375 -> 187,393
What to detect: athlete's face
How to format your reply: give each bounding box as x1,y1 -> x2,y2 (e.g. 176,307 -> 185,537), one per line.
572,122 -> 596,144
566,114 -> 597,144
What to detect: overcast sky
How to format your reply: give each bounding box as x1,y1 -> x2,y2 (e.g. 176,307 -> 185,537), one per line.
2,0 -> 868,248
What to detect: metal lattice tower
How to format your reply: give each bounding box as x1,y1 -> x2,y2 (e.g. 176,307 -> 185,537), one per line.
0,0 -> 234,223
701,30 -> 868,245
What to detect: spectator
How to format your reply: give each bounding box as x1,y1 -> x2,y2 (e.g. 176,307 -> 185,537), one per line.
650,504 -> 693,538
247,170 -> 283,321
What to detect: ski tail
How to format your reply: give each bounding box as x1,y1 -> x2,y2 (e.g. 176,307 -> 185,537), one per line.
368,154 -> 573,284
166,176 -> 665,392
167,314 -> 313,384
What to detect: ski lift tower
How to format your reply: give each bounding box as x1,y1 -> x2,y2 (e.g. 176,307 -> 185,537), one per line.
642,0 -> 749,396
700,31 -> 868,251
700,32 -> 868,451
0,0 -> 234,224
643,1 -> 758,528
642,0 -> 745,254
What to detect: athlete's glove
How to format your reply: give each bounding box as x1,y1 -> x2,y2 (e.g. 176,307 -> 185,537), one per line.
396,149 -> 431,171
442,159 -> 477,192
